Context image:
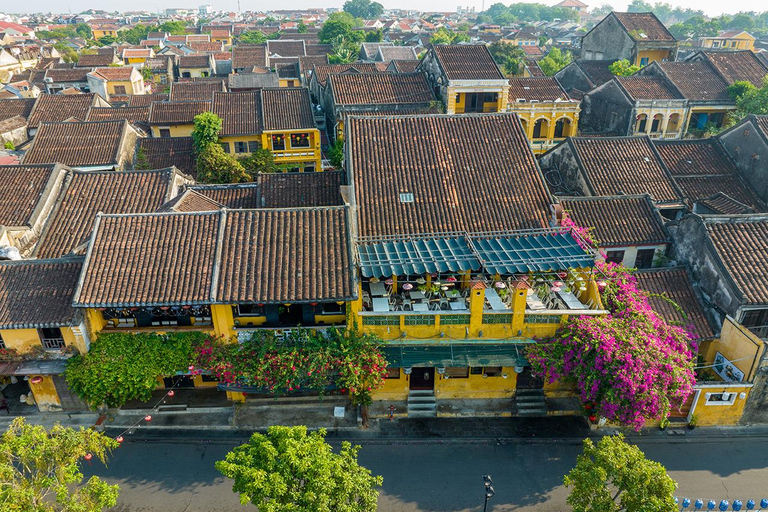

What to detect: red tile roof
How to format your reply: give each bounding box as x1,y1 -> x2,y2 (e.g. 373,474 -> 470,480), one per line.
657,61 -> 730,102
128,92 -> 168,106
260,88 -> 314,131
148,100 -> 211,125
433,44 -> 504,81
616,76 -> 681,100
23,120 -> 130,167
700,50 -> 768,87
232,45 -> 268,69
349,113 -> 552,236
329,72 -> 434,106
0,98 -> 35,122
508,77 -> 569,102
613,12 -> 675,42
312,63 -> 379,86
74,53 -> 115,67
138,137 -> 197,178
267,39 -> 306,57
212,91 -> 261,136
88,66 -> 136,81
0,164 -> 59,227
27,93 -> 99,129
654,139 -> 735,176
86,106 -> 149,124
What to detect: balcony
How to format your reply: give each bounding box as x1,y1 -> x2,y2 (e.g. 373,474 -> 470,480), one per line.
101,306 -> 213,329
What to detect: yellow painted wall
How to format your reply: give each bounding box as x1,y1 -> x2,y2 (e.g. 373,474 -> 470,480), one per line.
126,57 -> 148,65
701,36 -> 754,51
436,368 -> 516,399
279,79 -> 300,88
374,370 -> 410,400
700,317 -> 765,381
93,29 -> 117,38
0,328 -> 42,353
219,134 -> 262,155
107,79 -> 143,95
211,304 -> 235,339
507,105 -> 580,154
151,124 -> 195,138
178,67 -> 211,78
29,376 -> 61,411
635,49 -> 673,66
262,129 -> 322,170
690,385 -> 752,426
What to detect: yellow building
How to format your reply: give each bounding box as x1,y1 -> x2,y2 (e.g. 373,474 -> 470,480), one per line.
212,88 -> 322,172
209,29 -> 232,46
178,54 -> 215,79
506,77 -> 580,154
0,258 -> 91,412
699,31 -> 755,51
123,48 -> 155,66
148,100 -> 212,138
86,66 -> 145,101
418,44 -> 509,114
91,24 -> 119,39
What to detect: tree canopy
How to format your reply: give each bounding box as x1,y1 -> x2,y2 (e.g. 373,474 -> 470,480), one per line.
480,2 -> 579,25
343,0 -> 384,19
729,77 -> 768,116
319,12 -> 364,44
192,111 -> 223,154
197,144 -> 250,183
565,435 -> 677,512
238,30 -> 268,44
216,426 -> 382,512
538,48 -> 572,76
429,27 -> 470,45
0,417 -> 120,512
609,59 -> 641,76
488,41 -> 526,76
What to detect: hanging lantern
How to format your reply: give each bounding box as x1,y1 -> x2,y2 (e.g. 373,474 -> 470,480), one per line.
144,415 -> 152,422
116,436 -> 124,444
168,390 -> 175,397
553,281 -> 564,287
84,453 -> 93,461
551,286 -> 562,292
446,276 -> 457,282
30,376 -> 43,384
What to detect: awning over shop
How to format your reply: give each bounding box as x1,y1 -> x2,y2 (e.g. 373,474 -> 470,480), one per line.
356,229 -> 595,278
471,232 -> 594,274
14,360 -> 67,376
358,237 -> 480,278
382,343 -> 531,368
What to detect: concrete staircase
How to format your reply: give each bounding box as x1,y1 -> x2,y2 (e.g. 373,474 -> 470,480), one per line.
514,389 -> 548,417
408,390 -> 437,418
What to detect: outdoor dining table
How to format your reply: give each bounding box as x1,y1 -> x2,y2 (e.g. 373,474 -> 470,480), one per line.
370,282 -> 387,297
412,302 -> 430,312
557,290 -> 585,309
484,287 -> 508,311
449,301 -> 468,311
409,290 -> 426,300
444,289 -> 461,299
372,297 -> 390,312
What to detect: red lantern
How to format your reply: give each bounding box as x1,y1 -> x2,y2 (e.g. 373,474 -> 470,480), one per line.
144,415 -> 152,422
116,436 -> 124,444
84,453 -> 93,461
168,390 -> 175,397
30,376 -> 43,384
589,415 -> 597,423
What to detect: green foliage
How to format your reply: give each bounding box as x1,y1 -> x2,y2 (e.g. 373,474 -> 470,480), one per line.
365,28 -> 384,42
297,21 -> 309,33
97,35 -> 118,45
121,24 -> 153,45
134,146 -> 151,169
329,35 -> 361,64
319,12 -> 364,44
733,76 -> 768,116
239,147 -> 278,175
53,43 -> 79,63
728,80 -> 756,101
267,31 -> 283,40
216,426 -> 382,511
538,47 -> 572,76
157,21 -> 188,35
565,435 -> 677,512
591,4 -> 615,17
65,331 -> 205,408
483,2 -> 578,24
141,66 -> 153,82
197,143 -> 250,183
609,59 -> 641,76
238,30 -> 268,44
328,136 -> 344,168
3,141 -> 14,150
429,27 -> 470,45
343,0 -> 384,19
192,111 -> 223,153
0,418 -> 120,511
488,41 -> 526,76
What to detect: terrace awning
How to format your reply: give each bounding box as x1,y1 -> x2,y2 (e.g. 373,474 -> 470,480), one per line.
356,229 -> 595,278
382,343 -> 531,368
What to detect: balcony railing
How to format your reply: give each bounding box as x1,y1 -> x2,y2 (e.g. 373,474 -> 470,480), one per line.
41,337 -> 65,350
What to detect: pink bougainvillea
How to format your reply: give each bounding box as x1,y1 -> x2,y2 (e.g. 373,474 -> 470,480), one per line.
528,231 -> 696,430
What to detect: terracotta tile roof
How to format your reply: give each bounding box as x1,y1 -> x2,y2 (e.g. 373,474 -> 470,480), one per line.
123,48 -> 153,58
0,258 -> 83,329
658,61 -> 730,102
673,175 -> 762,210
305,44 -> 332,56
88,66 -> 135,81
613,12 -> 675,42
23,120 -> 129,167
329,72 -> 434,106
145,57 -> 172,70
0,164 -> 59,227
508,77 -> 569,102
169,80 -> 225,101
701,50 -> 768,87
86,106 -> 149,124
27,93 -> 98,129
43,67 -> 91,83
217,208 -> 353,303
299,55 -> 329,75
559,195 -> 667,246
697,192 -> 755,215
267,39 -> 306,57
188,41 -> 223,53
361,42 -> 394,60
433,44 -> 504,81
635,267 -> 714,340
74,207 -> 354,306
567,136 -> 683,204
74,211 -> 221,306
156,189 -> 223,212
616,76 -> 682,100
138,137 -> 197,178
524,59 -> 545,77
210,29 -> 231,38
178,54 -> 213,68
377,46 -> 417,61
0,98 -> 35,122
349,113 -> 552,236
705,218 -> 768,305
232,45 -> 268,69
34,168 -> 178,259
148,100 -> 211,125
389,59 -> 420,73
260,88 -> 314,131
128,93 -> 168,106
186,35 -> 211,43
276,62 -> 300,80
190,171 -> 344,208
575,59 -> 615,87
754,115 -> 768,137
74,53 -> 115,67
654,139 -> 736,176
316,64 -> 378,86
212,91 -> 261,136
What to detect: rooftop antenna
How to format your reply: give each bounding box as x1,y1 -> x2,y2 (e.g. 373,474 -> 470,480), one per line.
238,0 -> 241,13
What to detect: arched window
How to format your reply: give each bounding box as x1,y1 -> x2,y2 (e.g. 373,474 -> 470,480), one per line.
554,118 -> 572,138
667,113 -> 681,135
635,113 -> 648,133
533,118 -> 549,139
651,114 -> 664,133
519,118 -> 528,134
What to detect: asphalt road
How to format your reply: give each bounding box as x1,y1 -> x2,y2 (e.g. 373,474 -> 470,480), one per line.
85,436 -> 768,512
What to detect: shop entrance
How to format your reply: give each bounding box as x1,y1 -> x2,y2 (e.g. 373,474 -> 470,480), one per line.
409,367 -> 435,391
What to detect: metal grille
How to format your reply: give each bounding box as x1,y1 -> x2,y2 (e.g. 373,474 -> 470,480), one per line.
42,337 -> 65,350
525,314 -> 563,325
440,314 -> 471,325
404,315 -> 435,326
365,316 -> 400,326
483,314 -> 513,324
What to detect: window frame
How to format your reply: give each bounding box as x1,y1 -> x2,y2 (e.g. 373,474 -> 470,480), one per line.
605,250 -> 625,265
705,392 -> 736,406
445,367 -> 470,378
159,127 -> 171,138
271,134 -> 286,150
234,141 -> 248,153
289,132 -> 311,149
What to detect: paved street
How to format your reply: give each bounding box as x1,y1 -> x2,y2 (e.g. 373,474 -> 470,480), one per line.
85,434 -> 768,512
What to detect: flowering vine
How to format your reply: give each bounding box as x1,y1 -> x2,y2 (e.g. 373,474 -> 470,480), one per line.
528,224 -> 696,431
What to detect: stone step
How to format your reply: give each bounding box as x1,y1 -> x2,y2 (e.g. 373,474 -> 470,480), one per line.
408,396 -> 437,404
408,402 -> 437,411
408,390 -> 436,396
515,389 -> 545,397
516,400 -> 546,408
517,408 -> 548,417
408,409 -> 437,418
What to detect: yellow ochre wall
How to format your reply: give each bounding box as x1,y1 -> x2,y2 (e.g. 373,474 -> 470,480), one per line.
446,85 -> 508,115
262,129 -> 322,170
29,376 -> 61,411
689,384 -> 753,426
437,369 -> 516,399
635,48 -> 673,66
151,124 -> 195,138
0,326 -> 85,354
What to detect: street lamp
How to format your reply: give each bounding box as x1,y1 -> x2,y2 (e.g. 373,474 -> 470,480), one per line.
483,475 -> 495,512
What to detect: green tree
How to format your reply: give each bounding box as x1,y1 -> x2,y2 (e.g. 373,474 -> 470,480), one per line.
192,111 -> 223,154
538,47 -> 572,76
121,24 -> 153,45
591,4 -> 615,17
297,21 -> 309,33
365,28 -> 383,42
197,144 -> 250,183
216,426 -> 382,512
609,59 -> 641,76
97,35 -> 118,45
329,35 -> 360,64
0,417 -> 119,511
319,12 -> 364,44
728,80 -> 756,101
238,30 -> 267,44
430,27 -> 469,45
239,148 -> 278,175
488,41 -> 525,76
141,66 -> 153,82
157,20 -> 187,35
565,435 -> 677,512
328,136 -> 344,168
343,0 -> 384,19
733,77 -> 768,115
75,23 -> 93,39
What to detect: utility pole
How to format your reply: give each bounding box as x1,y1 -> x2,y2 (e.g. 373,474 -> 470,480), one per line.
483,475 -> 495,512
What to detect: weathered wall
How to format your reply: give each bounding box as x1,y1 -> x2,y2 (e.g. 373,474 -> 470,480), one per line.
538,142 -> 592,196
742,347 -> 768,424
581,15 -> 635,62
718,118 -> 768,203
580,80 -> 632,135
